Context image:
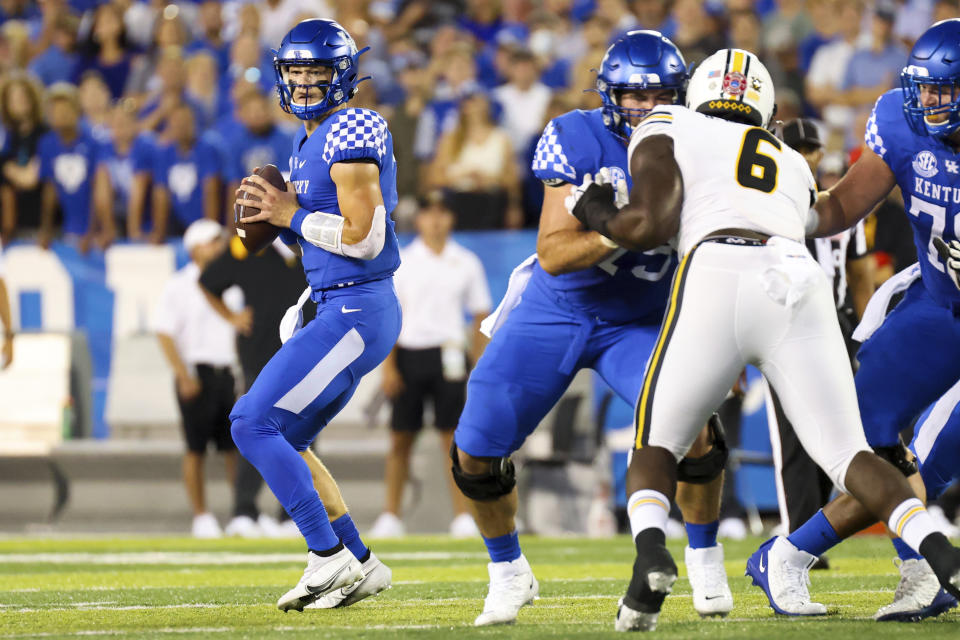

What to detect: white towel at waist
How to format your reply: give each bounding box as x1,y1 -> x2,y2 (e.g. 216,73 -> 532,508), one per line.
852,262 -> 922,343
479,254 -> 538,338
279,286 -> 313,344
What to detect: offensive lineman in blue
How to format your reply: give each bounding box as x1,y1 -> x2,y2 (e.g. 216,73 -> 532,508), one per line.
748,19 -> 960,620
451,31 -> 733,626
230,19 -> 400,611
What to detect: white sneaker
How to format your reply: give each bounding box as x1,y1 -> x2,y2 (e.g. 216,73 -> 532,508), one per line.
277,547 -> 364,612
665,518 -> 685,540
875,558 -> 956,621
306,551 -> 392,609
685,544 -> 733,617
192,513 -> 222,539
474,555 -> 539,626
368,512 -> 406,538
225,515 -> 262,538
746,536 -> 826,615
450,513 -> 480,538
929,506 -> 960,538
615,597 -> 660,632
717,517 -> 748,541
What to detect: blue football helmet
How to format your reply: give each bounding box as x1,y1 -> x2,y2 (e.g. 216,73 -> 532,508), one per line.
901,18 -> 960,139
273,19 -> 369,121
595,30 -> 688,140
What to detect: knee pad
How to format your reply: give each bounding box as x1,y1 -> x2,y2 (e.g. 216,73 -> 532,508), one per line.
676,413 -> 729,484
873,440 -> 919,477
449,442 -> 516,501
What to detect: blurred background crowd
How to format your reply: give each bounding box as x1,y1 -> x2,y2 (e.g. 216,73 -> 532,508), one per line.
0,0 -> 954,260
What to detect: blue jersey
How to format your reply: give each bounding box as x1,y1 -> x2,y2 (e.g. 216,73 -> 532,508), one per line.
38,129 -> 98,235
98,133 -> 155,219
866,89 -> 960,313
153,135 -> 222,228
530,108 -> 675,324
226,125 -> 292,183
281,107 -> 400,291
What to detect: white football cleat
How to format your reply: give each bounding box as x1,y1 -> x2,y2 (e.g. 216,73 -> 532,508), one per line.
474,555 -> 539,626
615,597 -> 660,632
450,513 -> 481,538
875,558 -> 959,621
685,544 -> 733,617
277,547 -> 364,612
306,551 -> 392,609
368,512 -> 406,538
746,536 -> 826,615
191,513 -> 222,539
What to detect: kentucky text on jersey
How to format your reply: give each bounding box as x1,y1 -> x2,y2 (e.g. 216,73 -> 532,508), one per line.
866,88 -> 960,309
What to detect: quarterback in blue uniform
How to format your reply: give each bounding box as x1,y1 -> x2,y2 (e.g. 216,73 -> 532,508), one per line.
230,19 -> 400,612
749,19 -> 960,620
451,31 -> 733,626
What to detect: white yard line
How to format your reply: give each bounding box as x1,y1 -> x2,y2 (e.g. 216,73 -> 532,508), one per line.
0,551 -> 488,565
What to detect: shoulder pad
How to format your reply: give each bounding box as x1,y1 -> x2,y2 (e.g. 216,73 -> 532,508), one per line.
865,90 -> 906,160
322,108 -> 389,165
531,110 -> 601,184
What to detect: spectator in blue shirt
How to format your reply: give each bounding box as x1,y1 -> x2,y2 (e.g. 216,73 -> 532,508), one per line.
38,83 -> 104,251
27,13 -> 80,87
139,48 -> 205,135
185,0 -> 230,75
223,88 -> 291,202
94,100 -> 157,241
152,103 -> 222,237
72,3 -> 135,100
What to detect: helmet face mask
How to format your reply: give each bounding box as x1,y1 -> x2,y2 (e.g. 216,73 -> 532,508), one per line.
685,49 -> 776,129
595,30 -> 688,140
273,19 -> 369,121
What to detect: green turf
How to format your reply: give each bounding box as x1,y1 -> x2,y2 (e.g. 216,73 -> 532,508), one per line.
0,535 -> 956,639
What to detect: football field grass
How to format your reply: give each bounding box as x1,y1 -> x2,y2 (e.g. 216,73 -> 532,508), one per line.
0,535 -> 957,639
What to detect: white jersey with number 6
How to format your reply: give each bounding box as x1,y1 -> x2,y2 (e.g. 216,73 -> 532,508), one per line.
627,105 -> 817,256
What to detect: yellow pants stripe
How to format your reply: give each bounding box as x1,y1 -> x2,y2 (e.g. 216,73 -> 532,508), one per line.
634,248 -> 696,449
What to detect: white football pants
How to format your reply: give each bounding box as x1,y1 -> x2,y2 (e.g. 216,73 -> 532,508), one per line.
634,237 -> 871,492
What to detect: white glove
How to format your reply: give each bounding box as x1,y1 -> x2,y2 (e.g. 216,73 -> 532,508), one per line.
564,172 -> 597,216
933,237 -> 960,291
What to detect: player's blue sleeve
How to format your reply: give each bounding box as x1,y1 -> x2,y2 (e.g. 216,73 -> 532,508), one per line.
531,111 -> 600,185
864,89 -> 909,171
321,108 -> 390,170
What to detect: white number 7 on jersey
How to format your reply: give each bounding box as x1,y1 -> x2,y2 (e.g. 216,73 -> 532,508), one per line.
909,195 -> 960,272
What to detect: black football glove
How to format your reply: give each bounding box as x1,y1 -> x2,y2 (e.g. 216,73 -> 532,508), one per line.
565,172 -> 619,235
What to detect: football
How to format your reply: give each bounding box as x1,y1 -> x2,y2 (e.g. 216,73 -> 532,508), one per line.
234,164 -> 287,253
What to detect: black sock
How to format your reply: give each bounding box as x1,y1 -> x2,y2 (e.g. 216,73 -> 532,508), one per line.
309,541 -> 345,557
635,527 -> 666,554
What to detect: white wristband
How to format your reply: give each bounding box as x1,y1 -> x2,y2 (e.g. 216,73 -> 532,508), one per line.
301,211 -> 345,253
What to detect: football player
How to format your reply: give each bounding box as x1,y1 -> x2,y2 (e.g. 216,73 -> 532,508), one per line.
568,46 -> 960,631
230,19 -> 400,611
451,31 -> 733,627
741,19 -> 960,621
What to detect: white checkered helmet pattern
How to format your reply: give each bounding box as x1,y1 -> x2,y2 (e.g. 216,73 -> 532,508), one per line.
686,49 -> 776,128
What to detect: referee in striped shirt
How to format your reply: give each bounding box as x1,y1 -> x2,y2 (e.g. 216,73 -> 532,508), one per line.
767,120 -> 874,561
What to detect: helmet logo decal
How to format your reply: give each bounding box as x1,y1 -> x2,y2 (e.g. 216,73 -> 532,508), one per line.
722,71 -> 747,97
912,150 -> 939,178
289,49 -> 314,60
627,72 -> 662,86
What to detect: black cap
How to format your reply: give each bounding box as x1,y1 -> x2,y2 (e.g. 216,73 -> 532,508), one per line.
779,118 -> 823,151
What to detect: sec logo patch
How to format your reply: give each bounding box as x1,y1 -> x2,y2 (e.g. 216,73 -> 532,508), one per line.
912,150 -> 938,178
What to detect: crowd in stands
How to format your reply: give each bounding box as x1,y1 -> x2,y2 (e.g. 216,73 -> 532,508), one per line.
0,0 -> 956,249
